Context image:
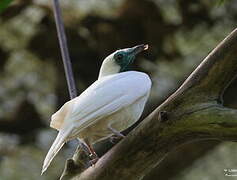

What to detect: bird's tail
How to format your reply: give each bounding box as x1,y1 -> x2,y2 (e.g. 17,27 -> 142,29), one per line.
41,128 -> 72,175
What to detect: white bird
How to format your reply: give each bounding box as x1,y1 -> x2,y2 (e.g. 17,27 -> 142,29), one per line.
41,44 -> 152,174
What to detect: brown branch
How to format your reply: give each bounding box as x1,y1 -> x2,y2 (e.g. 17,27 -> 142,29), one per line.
66,28 -> 237,180
177,28 -> 237,101
52,0 -> 77,99
52,2 -> 91,179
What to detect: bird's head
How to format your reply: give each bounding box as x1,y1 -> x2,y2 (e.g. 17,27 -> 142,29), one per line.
99,44 -> 148,78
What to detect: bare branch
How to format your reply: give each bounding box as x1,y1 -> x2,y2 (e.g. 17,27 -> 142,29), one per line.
52,0 -> 77,99
52,1 -> 88,178
73,106 -> 237,180
69,28 -> 237,180
173,28 -> 237,103
186,106 -> 237,141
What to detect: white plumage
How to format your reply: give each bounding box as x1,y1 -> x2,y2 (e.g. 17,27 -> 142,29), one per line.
42,45 -> 151,174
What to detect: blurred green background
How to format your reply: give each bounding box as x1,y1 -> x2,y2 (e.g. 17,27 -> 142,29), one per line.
0,0 -> 237,179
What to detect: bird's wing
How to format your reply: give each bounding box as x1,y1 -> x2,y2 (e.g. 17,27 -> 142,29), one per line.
51,71 -> 151,133
50,100 -> 75,130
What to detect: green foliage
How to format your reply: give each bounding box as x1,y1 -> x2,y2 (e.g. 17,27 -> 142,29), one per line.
0,0 -> 13,13
218,0 -> 231,5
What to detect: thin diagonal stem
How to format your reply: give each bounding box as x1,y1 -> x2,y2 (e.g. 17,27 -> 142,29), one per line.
52,0 -> 77,99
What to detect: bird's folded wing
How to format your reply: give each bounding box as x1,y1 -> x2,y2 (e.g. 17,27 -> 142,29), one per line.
51,72 -> 151,133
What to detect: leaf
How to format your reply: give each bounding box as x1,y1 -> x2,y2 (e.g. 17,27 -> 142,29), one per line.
0,0 -> 14,13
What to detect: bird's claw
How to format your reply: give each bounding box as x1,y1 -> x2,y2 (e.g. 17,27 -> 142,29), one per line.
109,134 -> 124,144
89,153 -> 97,159
89,156 -> 99,166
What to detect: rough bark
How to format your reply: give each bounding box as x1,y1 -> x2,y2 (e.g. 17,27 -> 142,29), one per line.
143,140 -> 219,180
60,28 -> 237,180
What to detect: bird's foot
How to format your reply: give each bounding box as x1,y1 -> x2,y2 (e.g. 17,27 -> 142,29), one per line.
89,152 -> 98,159
108,125 -> 125,144
108,126 -> 125,139
89,155 -> 99,166
109,134 -> 125,144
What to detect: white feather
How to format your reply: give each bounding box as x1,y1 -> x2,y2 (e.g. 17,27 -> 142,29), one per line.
42,71 -> 151,174
57,71 -> 151,132
41,127 -> 73,175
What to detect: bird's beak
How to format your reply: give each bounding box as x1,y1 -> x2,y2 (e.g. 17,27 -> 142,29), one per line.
129,44 -> 149,56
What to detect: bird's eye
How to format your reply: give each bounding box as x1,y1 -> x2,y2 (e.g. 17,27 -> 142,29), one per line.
117,54 -> 123,60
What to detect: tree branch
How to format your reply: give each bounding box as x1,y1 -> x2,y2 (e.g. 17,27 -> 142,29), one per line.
184,106 -> 237,141
68,28 -> 237,180
52,0 -> 77,99
51,2 -> 89,179
176,28 -> 237,101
